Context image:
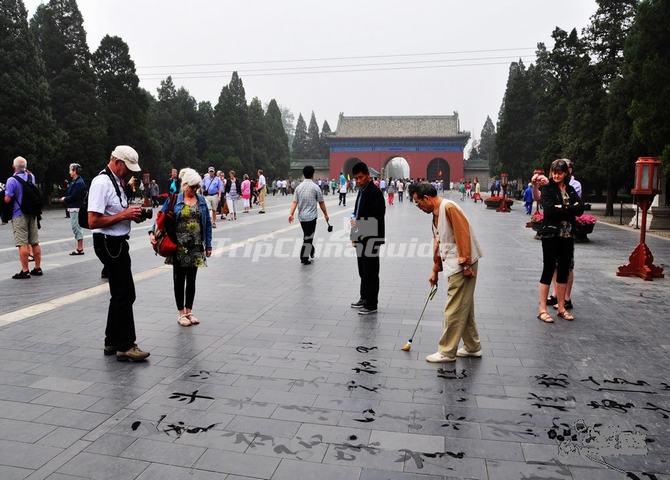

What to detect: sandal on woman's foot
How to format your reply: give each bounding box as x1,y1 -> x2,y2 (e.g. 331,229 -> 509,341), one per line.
177,314 -> 192,327
557,310 -> 575,321
186,313 -> 200,325
537,311 -> 554,323
69,250 -> 85,256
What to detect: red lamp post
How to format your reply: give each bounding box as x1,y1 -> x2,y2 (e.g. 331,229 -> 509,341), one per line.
617,157 -> 664,280
496,172 -> 511,212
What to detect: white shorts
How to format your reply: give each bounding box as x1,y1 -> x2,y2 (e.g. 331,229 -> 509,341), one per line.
205,195 -> 219,212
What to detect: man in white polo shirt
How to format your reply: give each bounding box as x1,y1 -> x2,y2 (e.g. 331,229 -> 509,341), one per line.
257,169 -> 267,213
88,146 -> 150,362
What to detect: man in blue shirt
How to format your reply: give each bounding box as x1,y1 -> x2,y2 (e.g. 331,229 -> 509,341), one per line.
201,166 -> 223,228
4,156 -> 42,279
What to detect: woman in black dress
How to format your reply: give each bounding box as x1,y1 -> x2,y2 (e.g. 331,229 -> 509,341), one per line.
535,159 -> 584,323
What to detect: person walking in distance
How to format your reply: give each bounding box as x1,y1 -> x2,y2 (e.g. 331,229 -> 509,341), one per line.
349,162 -> 385,315
288,166 -> 330,265
338,171 -> 347,206
4,156 -> 43,279
60,163 -> 87,255
409,182 -> 483,363
88,146 -> 150,361
257,169 -> 267,213
241,174 -> 251,214
396,178 -> 405,203
201,166 -> 223,228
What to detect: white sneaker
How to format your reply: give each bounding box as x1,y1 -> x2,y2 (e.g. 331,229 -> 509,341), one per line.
456,347 -> 482,358
425,352 -> 456,363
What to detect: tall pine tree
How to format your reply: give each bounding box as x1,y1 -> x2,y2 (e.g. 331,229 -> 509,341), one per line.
320,120 -> 332,159
31,0 -> 106,181
0,0 -> 60,181
292,113 -> 308,159
265,99 -> 290,177
92,35 -> 158,174
478,116 -> 497,174
248,97 -> 268,175
306,111 -> 321,158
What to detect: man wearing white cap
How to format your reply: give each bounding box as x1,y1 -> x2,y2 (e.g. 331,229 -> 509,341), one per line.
87,146 -> 150,362
201,166 -> 223,228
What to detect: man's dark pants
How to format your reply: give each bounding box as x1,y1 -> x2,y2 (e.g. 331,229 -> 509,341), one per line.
356,241 -> 380,309
299,219 -> 317,263
93,234 -> 136,350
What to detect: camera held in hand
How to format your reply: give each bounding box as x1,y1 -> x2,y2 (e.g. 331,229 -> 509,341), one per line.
137,207 -> 153,222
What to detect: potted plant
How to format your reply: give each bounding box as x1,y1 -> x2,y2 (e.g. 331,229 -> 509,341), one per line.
528,211 -> 543,231
484,196 -> 513,209
574,214 -> 597,242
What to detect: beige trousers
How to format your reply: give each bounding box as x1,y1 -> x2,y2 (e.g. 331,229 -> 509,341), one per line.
438,262 -> 480,356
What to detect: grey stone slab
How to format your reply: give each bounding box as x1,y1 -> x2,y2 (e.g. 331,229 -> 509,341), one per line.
295,423 -> 373,445
121,438 -> 206,467
195,449 -> 280,479
57,452 -> 150,480
271,458 -> 361,480
29,377 -> 93,394
270,405 -> 342,425
323,443 -> 405,472
209,398 -> 278,418
0,465 -> 33,480
136,463 -> 228,480
0,399 -> 53,421
225,416 -> 301,438
486,459 -> 575,479
31,391 -> 101,410
0,438 -> 62,469
0,384 -> 46,402
0,418 -> 55,443
85,433 -> 139,456
37,427 -> 87,449
33,407 -> 110,430
174,430 -> 253,453
360,470 -> 443,480
403,453 -> 487,479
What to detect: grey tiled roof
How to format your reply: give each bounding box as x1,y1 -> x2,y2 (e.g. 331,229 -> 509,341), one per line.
332,114 -> 464,138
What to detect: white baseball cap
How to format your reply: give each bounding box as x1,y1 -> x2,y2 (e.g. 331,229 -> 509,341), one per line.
111,145 -> 141,172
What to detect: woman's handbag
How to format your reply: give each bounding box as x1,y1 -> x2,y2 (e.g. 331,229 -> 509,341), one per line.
221,200 -> 230,216
153,195 -> 178,257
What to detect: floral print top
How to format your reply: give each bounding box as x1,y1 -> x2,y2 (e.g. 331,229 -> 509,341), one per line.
166,203 -> 206,268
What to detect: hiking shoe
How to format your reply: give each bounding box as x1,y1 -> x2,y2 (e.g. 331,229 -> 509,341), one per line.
30,267 -> 43,276
116,344 -> 150,362
546,295 -> 557,306
358,307 -> 377,315
103,345 -> 118,356
350,299 -> 365,309
425,352 -> 456,363
12,270 -> 30,280
258,210 -> 266,214
456,347 -> 482,358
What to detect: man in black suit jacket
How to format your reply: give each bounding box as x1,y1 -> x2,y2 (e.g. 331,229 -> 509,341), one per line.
349,162 -> 385,315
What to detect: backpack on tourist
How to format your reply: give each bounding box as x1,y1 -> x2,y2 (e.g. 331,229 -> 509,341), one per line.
13,174 -> 43,217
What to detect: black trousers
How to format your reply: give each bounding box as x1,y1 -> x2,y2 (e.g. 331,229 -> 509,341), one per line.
356,241 -> 380,309
299,219 -> 317,263
339,192 -> 346,205
398,191 -> 403,202
540,236 -> 574,285
173,265 -> 198,310
93,234 -> 136,351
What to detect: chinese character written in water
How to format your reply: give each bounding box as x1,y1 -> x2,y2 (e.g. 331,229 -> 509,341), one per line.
347,381 -> 379,392
352,361 -> 378,375
580,376 -> 655,394
188,370 -> 210,379
354,408 -> 376,423
535,373 -> 569,388
355,346 -> 378,354
588,399 -> 636,414
641,402 -> 670,419
528,392 -> 575,412
169,390 -> 215,404
131,416 -> 218,439
437,368 -> 468,380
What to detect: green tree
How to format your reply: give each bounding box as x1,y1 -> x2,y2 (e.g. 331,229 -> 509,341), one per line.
625,0 -> 670,175
292,113 -> 308,159
194,101 -> 214,173
306,111 -> 321,158
31,0 -> 106,182
0,0 -> 60,182
320,120 -> 332,159
209,71 -> 251,172
265,99 -> 290,177
248,97 -> 268,175
92,35 -> 160,176
148,76 -> 198,172
478,116 -> 497,174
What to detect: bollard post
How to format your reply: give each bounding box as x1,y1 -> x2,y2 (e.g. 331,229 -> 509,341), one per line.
620,201 -> 624,225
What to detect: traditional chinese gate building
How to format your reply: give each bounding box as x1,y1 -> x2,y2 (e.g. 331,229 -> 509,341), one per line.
326,113 -> 470,188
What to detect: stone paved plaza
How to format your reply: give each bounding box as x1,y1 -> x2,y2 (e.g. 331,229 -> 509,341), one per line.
0,192 -> 669,480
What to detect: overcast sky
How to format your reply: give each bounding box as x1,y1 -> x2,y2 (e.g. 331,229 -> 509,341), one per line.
25,0 -> 597,140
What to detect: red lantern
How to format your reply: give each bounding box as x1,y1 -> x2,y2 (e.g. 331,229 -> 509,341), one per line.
617,157 -> 664,280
